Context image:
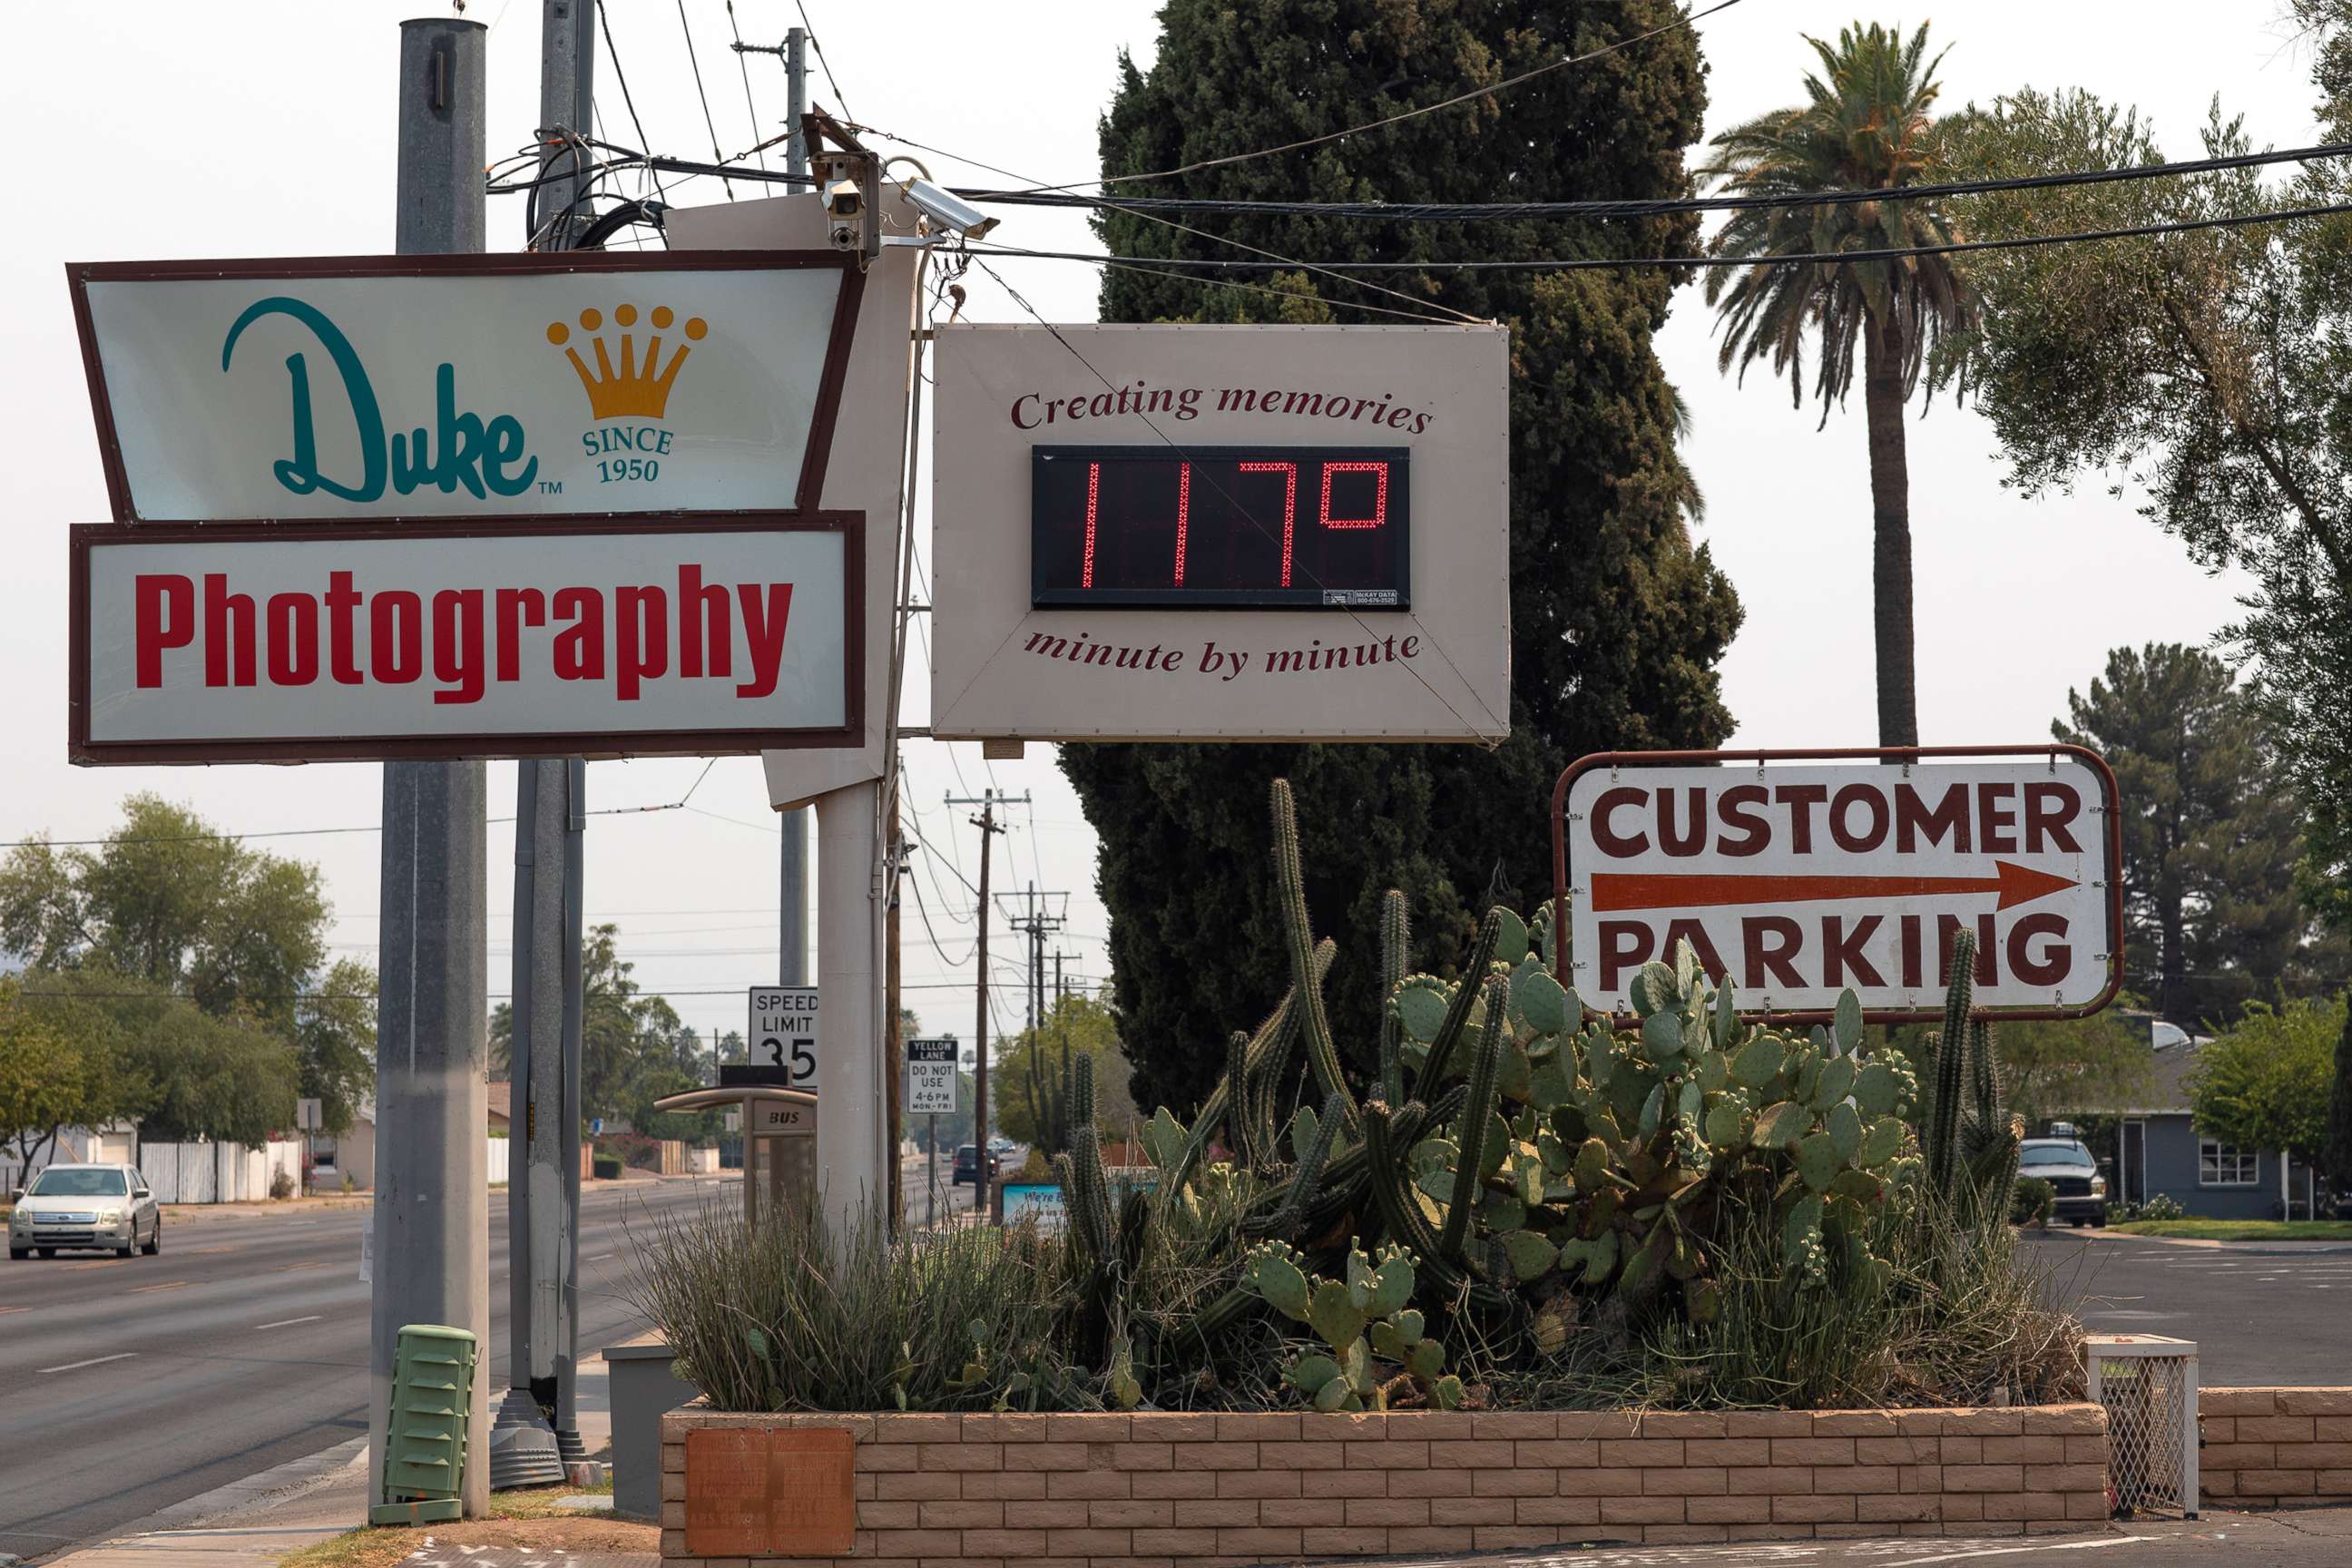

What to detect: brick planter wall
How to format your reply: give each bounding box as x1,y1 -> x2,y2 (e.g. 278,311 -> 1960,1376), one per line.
658,1404 -> 2110,1564
2199,1387 -> 2352,1507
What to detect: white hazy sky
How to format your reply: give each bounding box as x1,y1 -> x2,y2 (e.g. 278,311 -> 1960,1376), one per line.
0,2 -> 2318,1047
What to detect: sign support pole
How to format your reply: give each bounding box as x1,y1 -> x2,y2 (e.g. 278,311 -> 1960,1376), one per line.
815,781 -> 887,1240
372,15 -> 490,1519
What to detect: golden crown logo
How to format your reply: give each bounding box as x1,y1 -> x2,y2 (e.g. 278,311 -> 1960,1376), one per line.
545,303 -> 707,421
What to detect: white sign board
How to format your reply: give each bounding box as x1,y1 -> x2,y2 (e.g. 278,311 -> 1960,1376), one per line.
929,324 -> 1510,742
1561,751 -> 2121,1020
69,256 -> 855,521
71,517 -> 857,763
749,986 -> 820,1092
906,1038 -> 958,1115
750,1099 -> 814,1137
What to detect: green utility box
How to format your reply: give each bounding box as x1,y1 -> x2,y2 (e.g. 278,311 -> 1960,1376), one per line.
370,1323 -> 476,1525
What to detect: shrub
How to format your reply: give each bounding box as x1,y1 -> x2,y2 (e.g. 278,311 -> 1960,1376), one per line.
2013,1177 -> 2056,1227
270,1168 -> 295,1201
624,1196 -> 1073,1412
2115,1192 -> 2183,1223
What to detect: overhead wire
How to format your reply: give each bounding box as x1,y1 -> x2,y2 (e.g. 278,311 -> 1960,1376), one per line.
964,197 -> 2352,274
675,0 -> 734,199
1005,0 -> 1751,197
793,0 -> 854,122
594,0 -> 671,208
957,139 -> 2352,221
725,1 -> 769,171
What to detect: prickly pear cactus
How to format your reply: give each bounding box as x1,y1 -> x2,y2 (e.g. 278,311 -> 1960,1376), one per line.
1375,926 -> 1918,1323
1241,1241 -> 1464,1412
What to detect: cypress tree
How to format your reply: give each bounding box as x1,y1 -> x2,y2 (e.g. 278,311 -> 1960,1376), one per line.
1066,1 -> 1741,1113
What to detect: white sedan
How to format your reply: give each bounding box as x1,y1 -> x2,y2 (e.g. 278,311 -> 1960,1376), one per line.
7,1163 -> 162,1259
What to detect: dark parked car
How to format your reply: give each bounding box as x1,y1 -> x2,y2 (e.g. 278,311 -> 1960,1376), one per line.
2020,1138 -> 2107,1227
952,1145 -> 1000,1187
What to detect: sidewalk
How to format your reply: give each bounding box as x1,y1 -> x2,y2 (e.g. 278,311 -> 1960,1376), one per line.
30,1355 -> 624,1568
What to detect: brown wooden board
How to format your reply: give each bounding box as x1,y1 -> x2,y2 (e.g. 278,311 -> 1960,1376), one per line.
682,1426 -> 857,1558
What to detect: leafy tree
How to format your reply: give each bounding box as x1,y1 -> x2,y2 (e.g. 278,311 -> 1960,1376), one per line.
298,958 -> 377,1136
1944,40 -> 2352,1184
0,976 -> 126,1171
0,794 -> 328,1031
2053,645 -> 2343,1026
1698,21 -> 1975,749
0,797 -> 344,1147
993,994 -> 1141,1152
1994,1008 -> 2153,1131
2190,993 -> 2347,1176
1074,0 -> 1740,1113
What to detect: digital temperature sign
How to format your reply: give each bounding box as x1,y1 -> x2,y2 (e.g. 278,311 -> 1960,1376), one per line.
1031,446 -> 1409,610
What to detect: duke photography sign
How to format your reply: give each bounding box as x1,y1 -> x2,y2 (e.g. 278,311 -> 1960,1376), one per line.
71,515 -> 858,763
1559,750 -> 2122,1022
68,254 -> 857,521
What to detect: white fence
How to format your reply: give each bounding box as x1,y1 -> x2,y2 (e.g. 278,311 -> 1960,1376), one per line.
137,1140 -> 304,1203
487,1135 -> 509,1185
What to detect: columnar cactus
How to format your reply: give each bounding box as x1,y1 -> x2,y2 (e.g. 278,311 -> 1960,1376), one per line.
1920,928 -> 2024,1227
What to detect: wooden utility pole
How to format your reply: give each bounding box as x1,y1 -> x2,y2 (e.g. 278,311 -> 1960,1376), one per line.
947,791 -> 1009,1220
885,795 -> 904,1234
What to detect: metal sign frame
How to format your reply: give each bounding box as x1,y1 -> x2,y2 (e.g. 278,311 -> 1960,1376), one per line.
1549,744 -> 2125,1024
67,512 -> 865,764
65,250 -> 866,524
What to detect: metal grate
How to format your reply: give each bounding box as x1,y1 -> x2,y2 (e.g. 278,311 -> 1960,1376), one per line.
2084,1332 -> 2199,1518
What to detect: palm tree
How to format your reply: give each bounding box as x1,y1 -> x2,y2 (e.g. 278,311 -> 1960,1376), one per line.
1698,21 -> 1976,749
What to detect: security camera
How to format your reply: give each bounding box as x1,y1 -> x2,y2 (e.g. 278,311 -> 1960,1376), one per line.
826,178 -> 865,220
903,178 -> 1000,242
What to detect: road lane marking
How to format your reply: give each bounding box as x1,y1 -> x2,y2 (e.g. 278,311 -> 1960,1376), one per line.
254,1314 -> 325,1329
38,1352 -> 136,1374
270,1261 -> 332,1273
0,1306 -> 29,1316
586,1253 -> 612,1261
127,1279 -> 190,1294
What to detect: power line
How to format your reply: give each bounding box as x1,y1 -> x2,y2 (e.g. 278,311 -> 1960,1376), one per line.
965,197 -> 2352,275
593,0 -> 670,207
958,140 -> 2352,222
1010,0 -> 1749,198
724,1 -> 767,171
675,0 -> 732,199
792,0 -> 852,122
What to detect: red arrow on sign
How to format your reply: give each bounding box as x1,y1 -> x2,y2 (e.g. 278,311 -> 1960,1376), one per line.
1591,859 -> 2077,914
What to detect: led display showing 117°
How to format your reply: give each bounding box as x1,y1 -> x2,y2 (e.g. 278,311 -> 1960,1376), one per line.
1029,446 -> 1410,610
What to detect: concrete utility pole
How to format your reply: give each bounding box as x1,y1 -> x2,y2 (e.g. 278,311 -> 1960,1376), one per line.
534,0 -> 596,249
948,792 -> 1010,1219
493,0 -> 598,1490
774,26 -> 812,992
815,783 -> 887,1240
374,15 -> 490,1520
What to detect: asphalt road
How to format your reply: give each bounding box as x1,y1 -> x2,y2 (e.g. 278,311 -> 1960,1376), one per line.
2021,1230 -> 2352,1385
0,1176 -> 736,1565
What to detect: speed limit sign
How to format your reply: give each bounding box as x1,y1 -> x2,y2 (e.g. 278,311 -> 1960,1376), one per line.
748,986 -> 819,1093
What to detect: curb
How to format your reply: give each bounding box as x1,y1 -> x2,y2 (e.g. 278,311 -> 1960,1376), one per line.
35,1439 -> 367,1563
